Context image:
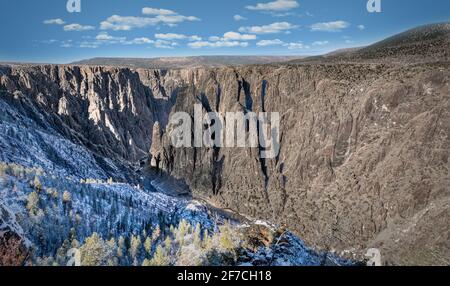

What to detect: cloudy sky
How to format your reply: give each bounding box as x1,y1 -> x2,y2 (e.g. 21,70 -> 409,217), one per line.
1,0 -> 449,63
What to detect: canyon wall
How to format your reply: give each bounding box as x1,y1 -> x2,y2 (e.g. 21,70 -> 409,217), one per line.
0,65 -> 184,164
151,63 -> 450,265
1,61 -> 449,265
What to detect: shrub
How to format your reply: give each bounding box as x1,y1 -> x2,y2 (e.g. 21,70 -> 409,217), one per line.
26,191 -> 40,216
30,176 -> 42,191
62,190 -> 71,203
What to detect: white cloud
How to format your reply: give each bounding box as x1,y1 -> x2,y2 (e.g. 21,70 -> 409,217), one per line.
80,34 -> 177,48
142,8 -> 176,15
189,35 -> 202,41
222,32 -> 256,41
154,14 -> 200,25
188,41 -> 249,49
271,12 -> 295,17
239,22 -> 298,34
39,39 -> 58,44
155,33 -> 186,40
100,16 -> 157,31
310,21 -> 349,32
101,8 -> 200,30
246,0 -> 299,12
95,32 -> 126,43
284,42 -> 306,49
60,40 -> 73,48
44,18 -> 65,25
79,41 -> 100,48
209,36 -> 221,41
255,39 -> 308,49
312,40 -> 329,46
155,33 -> 202,41
234,15 -> 247,21
256,39 -> 284,46
358,25 -> 365,30
129,37 -> 154,45
205,32 -> 256,44
63,24 -> 95,32
154,39 -> 179,49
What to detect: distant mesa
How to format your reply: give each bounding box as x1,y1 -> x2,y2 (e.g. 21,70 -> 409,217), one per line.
70,56 -> 306,69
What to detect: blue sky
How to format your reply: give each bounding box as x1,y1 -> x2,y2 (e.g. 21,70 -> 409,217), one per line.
1,0 -> 449,63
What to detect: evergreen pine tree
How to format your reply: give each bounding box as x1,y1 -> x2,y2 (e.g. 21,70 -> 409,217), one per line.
129,235 -> 142,260
144,237 -> 152,255
148,245 -> 170,266
218,222 -> 235,251
203,229 -> 212,250
26,191 -> 40,216
193,223 -> 202,247
80,233 -> 113,266
152,225 -> 161,243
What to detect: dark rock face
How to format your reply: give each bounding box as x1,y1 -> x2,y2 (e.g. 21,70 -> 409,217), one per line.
1,24 -> 449,265
150,63 -> 450,265
1,61 -> 449,265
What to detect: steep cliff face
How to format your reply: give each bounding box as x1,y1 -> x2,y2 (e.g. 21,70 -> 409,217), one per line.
1,59 -> 449,265
0,65 -> 188,164
150,62 -> 450,265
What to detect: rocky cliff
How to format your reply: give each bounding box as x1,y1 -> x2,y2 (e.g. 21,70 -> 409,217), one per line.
149,62 -> 450,266
1,24 -> 449,265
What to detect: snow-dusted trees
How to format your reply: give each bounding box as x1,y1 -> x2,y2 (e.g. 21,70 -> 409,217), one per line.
1,161 -> 250,266
152,225 -> 161,243
26,191 -> 40,216
143,245 -> 170,266
30,176 -> 42,192
62,190 -> 72,215
80,233 -> 115,266
129,235 -> 142,265
144,237 -> 152,254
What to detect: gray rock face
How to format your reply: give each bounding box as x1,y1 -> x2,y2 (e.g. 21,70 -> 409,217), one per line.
1,23 -> 449,265
150,63 -> 450,265
0,65 -> 182,163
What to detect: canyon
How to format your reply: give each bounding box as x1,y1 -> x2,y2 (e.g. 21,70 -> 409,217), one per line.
0,22 -> 449,265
